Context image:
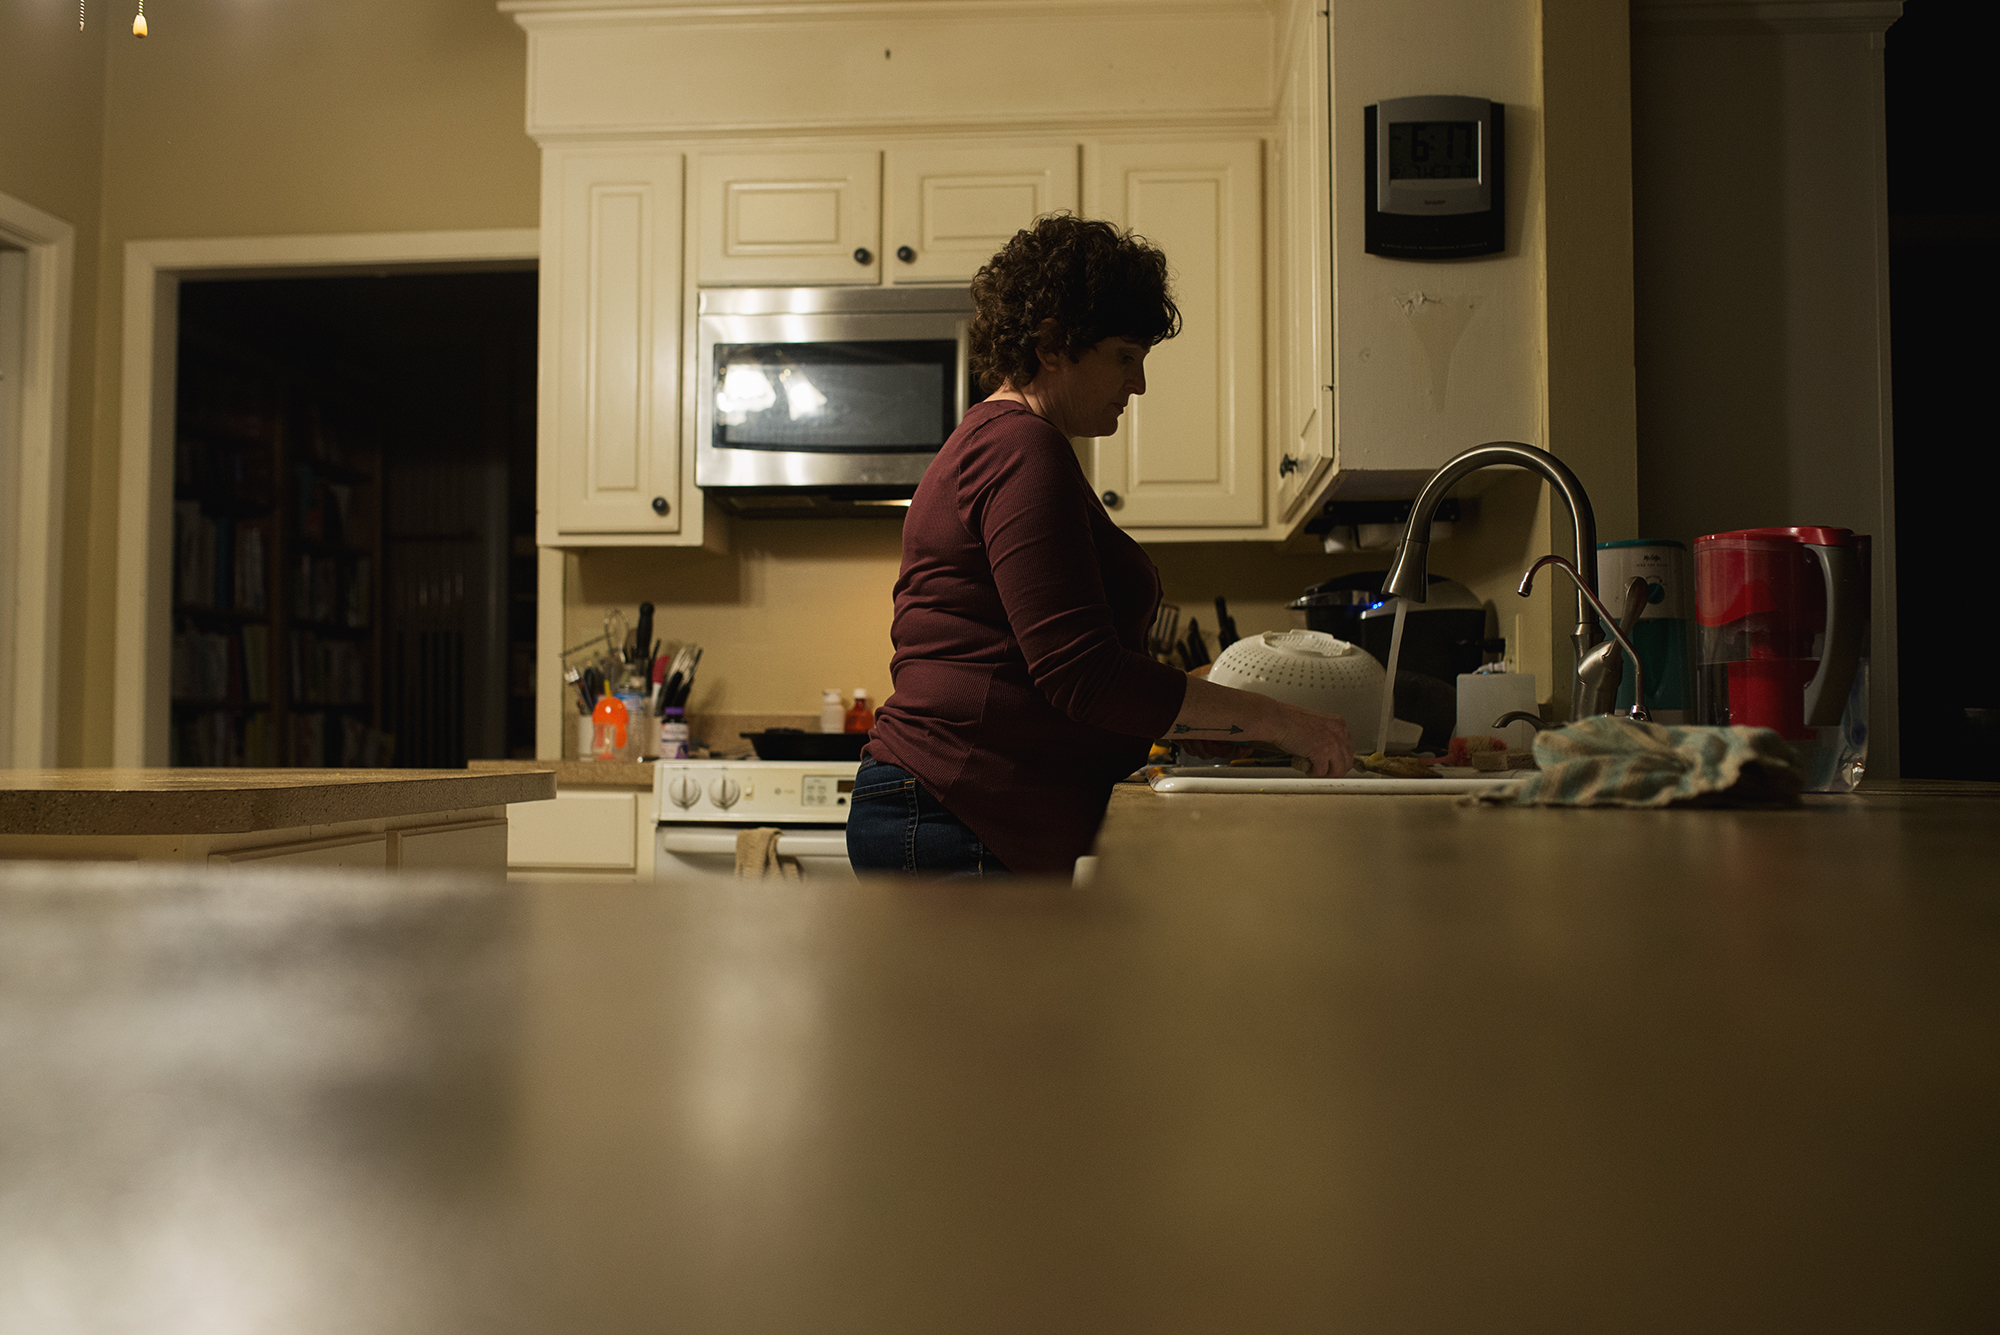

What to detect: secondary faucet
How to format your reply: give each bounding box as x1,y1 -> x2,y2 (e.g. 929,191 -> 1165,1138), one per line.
1382,442 -> 1604,721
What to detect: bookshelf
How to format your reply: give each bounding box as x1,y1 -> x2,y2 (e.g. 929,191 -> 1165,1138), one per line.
170,327 -> 390,767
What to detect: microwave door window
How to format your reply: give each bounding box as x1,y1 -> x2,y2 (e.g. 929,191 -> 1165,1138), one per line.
713,341 -> 958,454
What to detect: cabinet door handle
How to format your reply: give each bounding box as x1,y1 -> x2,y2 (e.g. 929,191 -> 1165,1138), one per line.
1101,490 -> 1121,508
1279,453 -> 1299,478
853,247 -> 873,265
895,245 -> 916,263
652,496 -> 671,516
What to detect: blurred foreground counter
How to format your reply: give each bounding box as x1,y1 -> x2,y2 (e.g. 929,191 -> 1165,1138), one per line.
3,781 -> 1997,1330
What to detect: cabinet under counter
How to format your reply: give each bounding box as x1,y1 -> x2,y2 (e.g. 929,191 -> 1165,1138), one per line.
0,768 -> 554,871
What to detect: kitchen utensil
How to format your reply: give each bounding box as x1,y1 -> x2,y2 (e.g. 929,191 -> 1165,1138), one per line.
1207,629 -> 1414,753
1695,526 -> 1868,792
1149,602 -> 1181,660
1182,619 -> 1210,669
634,603 -> 654,674
1213,597 -> 1239,651
740,729 -> 871,762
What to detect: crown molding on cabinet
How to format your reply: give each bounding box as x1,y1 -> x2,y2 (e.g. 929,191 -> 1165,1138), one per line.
510,0 -> 1277,139
501,0 -> 1271,22
1630,0 -> 1902,33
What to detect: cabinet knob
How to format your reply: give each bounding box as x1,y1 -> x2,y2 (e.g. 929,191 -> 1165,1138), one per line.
1279,453 -> 1299,478
853,247 -> 873,265
651,496 -> 670,516
1101,490 -> 1121,508
896,245 -> 916,263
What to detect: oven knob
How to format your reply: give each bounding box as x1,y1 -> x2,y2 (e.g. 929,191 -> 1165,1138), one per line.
667,775 -> 702,809
708,778 -> 741,810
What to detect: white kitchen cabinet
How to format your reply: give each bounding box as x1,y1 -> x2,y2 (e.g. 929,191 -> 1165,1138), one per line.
1084,138 -> 1265,530
541,147 -> 691,542
883,142 -> 1078,285
1277,14 -> 1334,524
506,787 -> 652,879
695,150 -> 882,287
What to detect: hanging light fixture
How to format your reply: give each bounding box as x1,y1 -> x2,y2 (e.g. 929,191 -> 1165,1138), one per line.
132,0 -> 147,37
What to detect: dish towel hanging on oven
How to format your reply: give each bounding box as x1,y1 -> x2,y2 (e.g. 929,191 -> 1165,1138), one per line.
735,827 -> 803,881
1469,716 -> 1805,808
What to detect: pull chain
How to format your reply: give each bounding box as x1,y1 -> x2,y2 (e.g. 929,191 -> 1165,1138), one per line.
79,0 -> 85,31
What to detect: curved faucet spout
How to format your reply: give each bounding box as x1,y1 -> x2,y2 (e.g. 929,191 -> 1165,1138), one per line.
1383,441 -> 1603,720
1518,555 -> 1648,721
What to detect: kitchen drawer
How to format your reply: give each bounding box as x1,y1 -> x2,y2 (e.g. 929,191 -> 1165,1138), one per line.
507,790 -> 639,871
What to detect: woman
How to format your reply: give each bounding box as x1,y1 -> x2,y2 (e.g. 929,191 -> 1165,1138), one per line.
850,215 -> 1354,876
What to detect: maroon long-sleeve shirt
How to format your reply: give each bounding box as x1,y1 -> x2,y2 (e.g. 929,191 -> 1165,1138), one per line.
866,401 -> 1189,873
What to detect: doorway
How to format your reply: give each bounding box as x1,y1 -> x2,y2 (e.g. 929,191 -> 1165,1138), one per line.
169,270 -> 538,767
1885,5 -> 2000,778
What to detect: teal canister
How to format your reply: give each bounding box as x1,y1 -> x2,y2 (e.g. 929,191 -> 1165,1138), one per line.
1596,539 -> 1695,723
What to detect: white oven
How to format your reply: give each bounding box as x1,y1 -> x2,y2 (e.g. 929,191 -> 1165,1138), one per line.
653,758 -> 860,881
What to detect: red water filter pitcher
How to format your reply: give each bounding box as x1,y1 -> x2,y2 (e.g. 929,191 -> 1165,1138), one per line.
1694,526 -> 1869,790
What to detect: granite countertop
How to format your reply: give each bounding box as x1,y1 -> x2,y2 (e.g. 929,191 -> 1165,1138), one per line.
0,767 -> 556,837
468,759 -> 656,788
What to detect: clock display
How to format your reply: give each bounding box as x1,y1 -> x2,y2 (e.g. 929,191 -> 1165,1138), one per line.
1388,121 -> 1480,180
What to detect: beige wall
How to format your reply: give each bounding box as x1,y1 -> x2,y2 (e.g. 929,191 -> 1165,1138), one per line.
48,0 -> 542,763
0,7 -> 110,767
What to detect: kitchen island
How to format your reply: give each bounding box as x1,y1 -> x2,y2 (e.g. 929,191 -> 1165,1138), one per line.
3,780 -> 1994,1329
0,767 -> 554,868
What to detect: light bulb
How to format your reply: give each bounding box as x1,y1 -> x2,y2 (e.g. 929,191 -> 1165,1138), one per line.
132,1 -> 145,37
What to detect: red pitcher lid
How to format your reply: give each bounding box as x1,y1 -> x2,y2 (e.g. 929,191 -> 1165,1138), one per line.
1695,525 -> 1859,548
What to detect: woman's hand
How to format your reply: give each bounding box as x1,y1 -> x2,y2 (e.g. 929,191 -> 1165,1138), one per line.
1263,702 -> 1356,778
1169,675 -> 1357,778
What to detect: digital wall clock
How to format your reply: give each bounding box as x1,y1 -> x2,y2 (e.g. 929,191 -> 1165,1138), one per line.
1364,95 -> 1505,259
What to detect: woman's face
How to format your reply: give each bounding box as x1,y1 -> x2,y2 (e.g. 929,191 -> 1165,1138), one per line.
1034,336 -> 1150,438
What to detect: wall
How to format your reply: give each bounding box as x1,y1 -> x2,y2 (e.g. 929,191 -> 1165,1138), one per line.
0,5 -> 109,767
1631,6 -> 1899,772
66,0 -> 542,763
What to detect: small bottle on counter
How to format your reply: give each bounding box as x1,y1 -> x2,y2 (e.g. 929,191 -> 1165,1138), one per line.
591,688 -> 629,763
820,689 -> 845,734
658,706 -> 690,760
844,687 -> 875,734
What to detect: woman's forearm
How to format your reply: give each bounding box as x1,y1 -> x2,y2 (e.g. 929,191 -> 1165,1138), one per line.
1169,675 -> 1356,777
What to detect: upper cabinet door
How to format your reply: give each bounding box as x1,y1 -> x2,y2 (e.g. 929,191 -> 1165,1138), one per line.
544,148 -> 687,539
883,142 -> 1079,285
695,151 -> 882,286
1086,138 -> 1265,529
1278,16 -> 1334,524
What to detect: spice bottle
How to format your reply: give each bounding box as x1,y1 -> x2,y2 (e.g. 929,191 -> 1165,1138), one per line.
820,689 -> 845,734
844,687 -> 875,734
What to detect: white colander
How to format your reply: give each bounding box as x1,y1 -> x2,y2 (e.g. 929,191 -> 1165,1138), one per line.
1207,630 -> 1391,750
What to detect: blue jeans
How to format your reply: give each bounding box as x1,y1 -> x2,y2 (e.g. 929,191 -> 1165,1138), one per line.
846,759 -> 1010,876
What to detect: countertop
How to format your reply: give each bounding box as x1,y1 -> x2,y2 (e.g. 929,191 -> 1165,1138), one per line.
468,758 -> 656,788
3,782 -> 1996,1329
0,767 -> 556,836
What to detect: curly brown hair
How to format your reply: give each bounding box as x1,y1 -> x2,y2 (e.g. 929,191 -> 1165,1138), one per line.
967,214 -> 1182,393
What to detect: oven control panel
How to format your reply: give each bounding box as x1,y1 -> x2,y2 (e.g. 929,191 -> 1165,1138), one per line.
655,760 -> 861,824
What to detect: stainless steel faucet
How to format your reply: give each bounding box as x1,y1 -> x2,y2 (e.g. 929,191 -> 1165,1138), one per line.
1382,442 -> 1604,721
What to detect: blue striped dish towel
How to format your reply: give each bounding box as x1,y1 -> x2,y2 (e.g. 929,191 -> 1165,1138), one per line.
1471,716 -> 1805,807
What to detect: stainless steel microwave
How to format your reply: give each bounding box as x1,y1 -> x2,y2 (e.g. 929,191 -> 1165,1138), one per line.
695,286 -> 978,515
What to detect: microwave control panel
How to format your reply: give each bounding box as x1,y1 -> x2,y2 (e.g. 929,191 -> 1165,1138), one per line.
1365,95 -> 1505,259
